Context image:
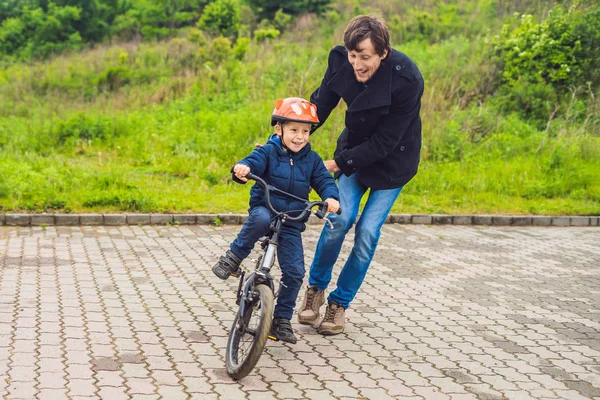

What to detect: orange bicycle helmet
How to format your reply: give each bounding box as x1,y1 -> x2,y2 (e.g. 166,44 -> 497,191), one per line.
271,97 -> 320,126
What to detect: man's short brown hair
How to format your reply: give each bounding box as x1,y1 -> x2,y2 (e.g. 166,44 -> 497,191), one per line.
343,15 -> 391,58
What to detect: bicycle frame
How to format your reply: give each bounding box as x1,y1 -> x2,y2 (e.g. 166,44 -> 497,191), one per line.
234,172 -> 340,319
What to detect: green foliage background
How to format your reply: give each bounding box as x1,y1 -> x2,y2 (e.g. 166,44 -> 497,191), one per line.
0,0 -> 599,215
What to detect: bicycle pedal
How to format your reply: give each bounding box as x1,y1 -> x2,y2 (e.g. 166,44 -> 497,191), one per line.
231,272 -> 240,277
267,334 -> 279,341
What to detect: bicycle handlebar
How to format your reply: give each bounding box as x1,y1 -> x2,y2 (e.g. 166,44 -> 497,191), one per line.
245,172 -> 341,222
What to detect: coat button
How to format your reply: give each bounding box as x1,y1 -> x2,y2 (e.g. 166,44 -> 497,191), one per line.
347,159 -> 353,165
400,146 -> 405,151
360,117 -> 366,122
396,65 -> 402,71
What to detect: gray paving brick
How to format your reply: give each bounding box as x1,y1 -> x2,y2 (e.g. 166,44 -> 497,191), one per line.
217,214 -> 245,224
532,216 -> 552,226
391,214 -> 412,224
493,215 -> 513,226
55,214 -> 79,225
80,214 -> 103,225
432,214 -> 452,225
453,215 -> 473,225
31,214 -> 55,226
472,215 -> 493,225
196,214 -> 215,224
104,214 -> 126,225
570,216 -> 590,226
173,214 -> 196,224
512,216 -> 532,226
127,214 -> 150,225
552,216 -> 571,226
149,214 -> 173,225
5,214 -> 30,226
412,214 -> 432,224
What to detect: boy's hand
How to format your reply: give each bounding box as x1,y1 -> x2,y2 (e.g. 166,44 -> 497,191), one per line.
325,198 -> 340,214
233,164 -> 251,182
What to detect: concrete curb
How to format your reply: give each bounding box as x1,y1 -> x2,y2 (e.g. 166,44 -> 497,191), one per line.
0,213 -> 598,227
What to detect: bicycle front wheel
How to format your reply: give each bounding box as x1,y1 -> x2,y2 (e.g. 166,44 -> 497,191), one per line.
226,283 -> 274,380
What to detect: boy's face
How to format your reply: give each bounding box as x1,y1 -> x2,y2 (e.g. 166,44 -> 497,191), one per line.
276,121 -> 311,152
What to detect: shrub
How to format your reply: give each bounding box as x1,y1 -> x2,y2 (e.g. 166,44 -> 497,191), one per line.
254,28 -> 279,43
0,3 -> 82,60
95,65 -> 132,92
208,36 -> 232,64
233,37 -> 250,60
272,9 -> 292,32
197,0 -> 241,39
490,6 -> 599,122
53,113 -> 115,145
249,0 -> 331,19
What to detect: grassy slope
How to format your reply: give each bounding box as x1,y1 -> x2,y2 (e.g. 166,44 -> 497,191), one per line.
0,4 -> 598,215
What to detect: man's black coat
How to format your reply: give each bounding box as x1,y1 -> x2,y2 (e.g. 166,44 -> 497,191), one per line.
310,45 -> 424,190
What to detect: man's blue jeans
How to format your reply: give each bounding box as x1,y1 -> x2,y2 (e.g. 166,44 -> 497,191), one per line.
308,173 -> 402,309
230,206 -> 305,320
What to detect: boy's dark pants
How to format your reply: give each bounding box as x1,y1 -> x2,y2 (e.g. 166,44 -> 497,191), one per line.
230,206 -> 305,320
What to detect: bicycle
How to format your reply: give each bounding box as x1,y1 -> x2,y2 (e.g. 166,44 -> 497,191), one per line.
225,172 -> 341,380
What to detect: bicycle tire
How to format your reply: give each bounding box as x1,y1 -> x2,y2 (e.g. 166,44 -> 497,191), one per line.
226,284 -> 274,380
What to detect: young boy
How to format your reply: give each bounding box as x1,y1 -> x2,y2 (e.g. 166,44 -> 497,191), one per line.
212,97 -> 340,344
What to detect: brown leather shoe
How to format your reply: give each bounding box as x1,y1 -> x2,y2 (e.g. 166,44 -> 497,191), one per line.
298,286 -> 325,325
317,302 -> 345,335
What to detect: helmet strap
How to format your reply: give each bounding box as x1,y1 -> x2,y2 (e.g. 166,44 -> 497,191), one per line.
279,123 -> 293,153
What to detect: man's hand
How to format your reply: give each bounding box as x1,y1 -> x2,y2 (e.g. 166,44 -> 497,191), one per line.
233,164 -> 251,182
324,160 -> 340,173
324,198 -> 340,214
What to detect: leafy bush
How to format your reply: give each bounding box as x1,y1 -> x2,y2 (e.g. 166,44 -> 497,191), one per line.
493,11 -> 583,89
95,65 -> 132,92
197,0 -> 241,39
272,8 -> 292,32
233,37 -> 250,60
490,6 -> 600,122
389,1 -> 495,44
250,0 -> 331,19
254,28 -> 279,43
53,112 -> 115,145
0,3 -> 82,60
208,36 -> 232,64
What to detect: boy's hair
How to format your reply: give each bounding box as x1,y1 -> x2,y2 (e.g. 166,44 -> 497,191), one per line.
343,15 -> 391,58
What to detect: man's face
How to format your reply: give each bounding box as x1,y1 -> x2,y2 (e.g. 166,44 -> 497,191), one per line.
347,37 -> 388,83
276,121 -> 311,152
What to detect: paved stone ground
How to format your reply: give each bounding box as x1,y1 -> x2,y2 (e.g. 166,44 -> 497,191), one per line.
0,224 -> 599,400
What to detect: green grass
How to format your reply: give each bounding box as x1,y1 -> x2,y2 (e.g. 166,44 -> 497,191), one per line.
0,4 -> 599,216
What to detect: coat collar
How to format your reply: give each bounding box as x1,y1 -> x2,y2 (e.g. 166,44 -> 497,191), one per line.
327,51 -> 393,112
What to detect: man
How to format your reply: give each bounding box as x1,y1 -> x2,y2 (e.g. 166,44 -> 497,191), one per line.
298,15 -> 424,335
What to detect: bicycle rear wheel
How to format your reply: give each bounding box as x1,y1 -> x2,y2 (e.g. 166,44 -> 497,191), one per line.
226,283 -> 274,380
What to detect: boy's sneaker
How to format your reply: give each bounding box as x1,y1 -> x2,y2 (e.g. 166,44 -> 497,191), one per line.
317,302 -> 345,335
212,250 -> 243,280
298,286 -> 325,325
269,318 -> 297,344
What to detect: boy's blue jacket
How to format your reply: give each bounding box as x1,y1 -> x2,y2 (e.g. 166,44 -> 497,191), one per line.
233,134 -> 339,230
